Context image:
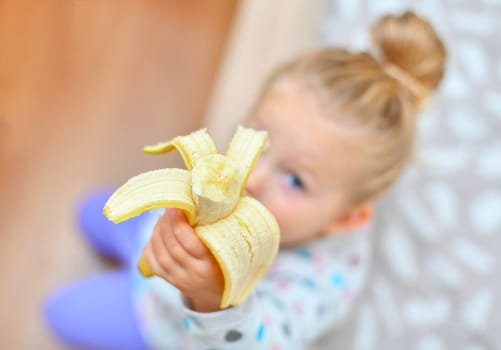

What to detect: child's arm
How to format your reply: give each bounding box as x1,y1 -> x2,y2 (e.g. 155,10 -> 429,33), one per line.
141,208 -> 225,313
179,248 -> 367,349
143,209 -> 366,348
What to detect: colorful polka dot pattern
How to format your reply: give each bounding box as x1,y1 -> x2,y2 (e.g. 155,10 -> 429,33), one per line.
131,159 -> 367,350
168,242 -> 364,349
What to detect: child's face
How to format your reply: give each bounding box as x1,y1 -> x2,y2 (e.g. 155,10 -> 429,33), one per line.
245,79 -> 360,246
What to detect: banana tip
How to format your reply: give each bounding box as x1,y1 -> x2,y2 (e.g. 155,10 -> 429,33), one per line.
102,206 -> 120,224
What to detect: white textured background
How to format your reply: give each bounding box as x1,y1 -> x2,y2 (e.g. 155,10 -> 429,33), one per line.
316,0 -> 501,349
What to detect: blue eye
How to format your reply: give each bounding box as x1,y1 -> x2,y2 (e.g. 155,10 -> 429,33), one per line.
286,173 -> 304,190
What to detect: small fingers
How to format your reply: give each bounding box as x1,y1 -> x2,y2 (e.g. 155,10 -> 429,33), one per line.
150,219 -> 182,269
160,210 -> 192,266
168,209 -> 211,260
142,242 -> 173,282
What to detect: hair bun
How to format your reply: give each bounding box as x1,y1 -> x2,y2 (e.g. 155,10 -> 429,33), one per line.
371,11 -> 446,98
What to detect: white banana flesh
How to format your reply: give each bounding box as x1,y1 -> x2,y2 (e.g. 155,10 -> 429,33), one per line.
103,125 -> 280,308
191,154 -> 242,225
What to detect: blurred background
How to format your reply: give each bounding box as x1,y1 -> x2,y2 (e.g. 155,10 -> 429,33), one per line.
0,1 -> 238,348
0,0 -> 500,349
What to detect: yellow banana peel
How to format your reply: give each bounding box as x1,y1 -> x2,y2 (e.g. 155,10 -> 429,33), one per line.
103,125 -> 280,308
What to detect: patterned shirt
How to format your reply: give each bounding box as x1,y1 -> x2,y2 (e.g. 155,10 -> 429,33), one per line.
131,209 -> 371,349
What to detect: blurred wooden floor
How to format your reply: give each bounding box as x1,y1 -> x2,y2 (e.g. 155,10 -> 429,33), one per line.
0,1 -> 236,348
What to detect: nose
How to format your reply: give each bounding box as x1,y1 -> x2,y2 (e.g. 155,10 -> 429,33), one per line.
245,160 -> 267,200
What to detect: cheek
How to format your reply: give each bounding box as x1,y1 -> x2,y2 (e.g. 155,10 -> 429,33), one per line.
267,195 -> 313,239
268,203 -> 290,231
254,176 -> 325,242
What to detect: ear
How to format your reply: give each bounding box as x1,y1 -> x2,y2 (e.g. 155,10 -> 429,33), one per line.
322,202 -> 373,234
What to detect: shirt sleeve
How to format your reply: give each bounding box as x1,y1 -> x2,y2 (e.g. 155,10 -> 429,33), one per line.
180,238 -> 369,350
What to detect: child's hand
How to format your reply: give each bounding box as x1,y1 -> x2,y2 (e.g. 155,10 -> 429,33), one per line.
142,209 -> 225,313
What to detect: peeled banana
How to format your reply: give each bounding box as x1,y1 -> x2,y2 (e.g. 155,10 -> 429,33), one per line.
103,125 -> 280,308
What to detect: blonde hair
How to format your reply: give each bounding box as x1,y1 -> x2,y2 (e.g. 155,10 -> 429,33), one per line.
264,11 -> 446,204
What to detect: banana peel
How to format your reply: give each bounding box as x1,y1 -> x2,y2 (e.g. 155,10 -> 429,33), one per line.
103,125 -> 280,308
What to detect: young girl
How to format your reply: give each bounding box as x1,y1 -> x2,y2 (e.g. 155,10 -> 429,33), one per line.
44,11 -> 446,349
